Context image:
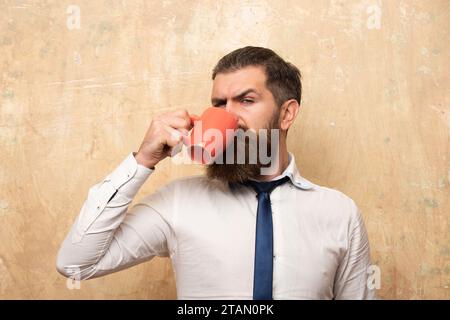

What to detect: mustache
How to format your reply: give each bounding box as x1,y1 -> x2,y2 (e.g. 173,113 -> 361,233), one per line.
205,114 -> 281,184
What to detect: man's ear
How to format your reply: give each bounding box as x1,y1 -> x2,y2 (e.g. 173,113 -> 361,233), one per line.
279,99 -> 300,131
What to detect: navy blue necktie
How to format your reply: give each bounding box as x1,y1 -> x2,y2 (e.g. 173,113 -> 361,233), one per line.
245,176 -> 290,300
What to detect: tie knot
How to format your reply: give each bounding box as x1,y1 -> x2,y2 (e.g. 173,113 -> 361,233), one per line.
245,176 -> 290,196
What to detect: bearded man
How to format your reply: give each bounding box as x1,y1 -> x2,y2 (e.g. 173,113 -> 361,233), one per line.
57,46 -> 376,300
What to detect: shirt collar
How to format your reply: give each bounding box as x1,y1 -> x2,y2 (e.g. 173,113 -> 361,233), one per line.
248,152 -> 314,190
271,152 -> 315,190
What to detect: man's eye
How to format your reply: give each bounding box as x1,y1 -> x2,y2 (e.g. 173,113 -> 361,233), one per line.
242,99 -> 254,104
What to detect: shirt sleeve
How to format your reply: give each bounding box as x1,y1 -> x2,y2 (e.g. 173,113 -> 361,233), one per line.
333,201 -> 378,300
56,152 -> 176,281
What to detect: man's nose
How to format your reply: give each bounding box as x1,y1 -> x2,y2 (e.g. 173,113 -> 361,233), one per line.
225,102 -> 239,117
225,102 -> 242,123
224,103 -> 245,129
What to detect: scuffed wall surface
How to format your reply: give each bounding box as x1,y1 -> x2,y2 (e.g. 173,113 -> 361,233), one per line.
0,0 -> 448,299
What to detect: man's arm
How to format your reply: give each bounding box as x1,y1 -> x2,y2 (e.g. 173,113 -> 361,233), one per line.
56,109 -> 193,280
56,152 -> 175,280
333,202 -> 377,299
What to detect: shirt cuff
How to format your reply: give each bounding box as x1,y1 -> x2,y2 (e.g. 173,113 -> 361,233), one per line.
103,152 -> 154,200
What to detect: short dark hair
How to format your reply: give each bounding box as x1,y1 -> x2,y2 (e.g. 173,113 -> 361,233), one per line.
212,46 -> 302,107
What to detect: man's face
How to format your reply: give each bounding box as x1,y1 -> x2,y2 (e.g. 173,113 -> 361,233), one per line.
206,66 -> 282,183
211,66 -> 279,131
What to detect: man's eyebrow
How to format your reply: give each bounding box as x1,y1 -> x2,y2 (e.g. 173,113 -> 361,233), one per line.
211,97 -> 226,105
211,88 -> 259,105
234,88 -> 259,100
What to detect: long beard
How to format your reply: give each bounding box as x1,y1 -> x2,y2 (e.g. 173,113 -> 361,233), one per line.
206,112 -> 280,184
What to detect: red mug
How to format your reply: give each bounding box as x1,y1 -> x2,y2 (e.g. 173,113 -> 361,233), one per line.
185,107 -> 238,164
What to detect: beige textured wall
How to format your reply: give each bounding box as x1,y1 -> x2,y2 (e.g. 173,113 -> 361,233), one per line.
0,0 -> 449,299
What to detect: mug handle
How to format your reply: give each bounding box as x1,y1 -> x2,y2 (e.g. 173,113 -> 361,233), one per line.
170,114 -> 200,157
189,114 -> 200,125
184,114 -> 200,146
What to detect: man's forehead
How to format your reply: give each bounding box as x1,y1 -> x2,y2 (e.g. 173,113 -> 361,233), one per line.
211,66 -> 267,97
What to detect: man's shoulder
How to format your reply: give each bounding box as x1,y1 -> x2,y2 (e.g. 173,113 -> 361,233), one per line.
304,181 -> 361,222
312,182 -> 356,202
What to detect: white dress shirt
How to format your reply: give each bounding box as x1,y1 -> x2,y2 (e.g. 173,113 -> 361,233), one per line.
57,151 -> 376,300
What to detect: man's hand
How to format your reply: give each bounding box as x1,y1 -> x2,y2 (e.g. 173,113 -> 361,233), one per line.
135,109 -> 193,169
